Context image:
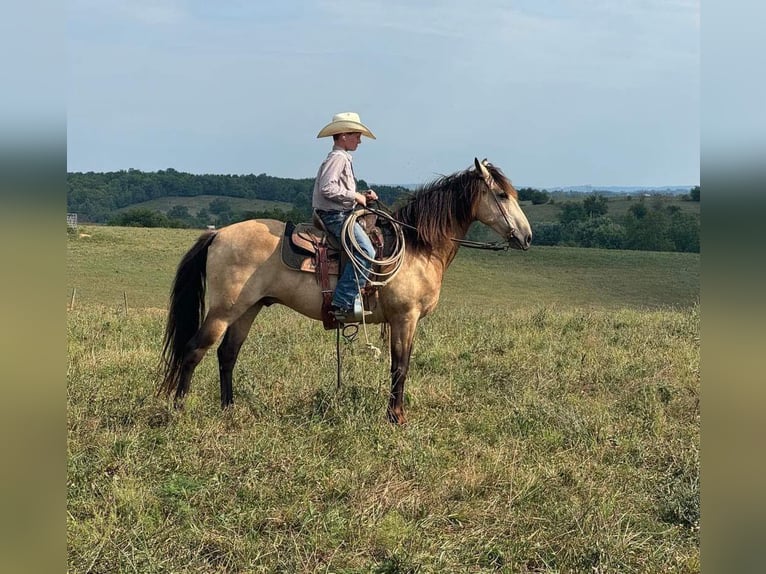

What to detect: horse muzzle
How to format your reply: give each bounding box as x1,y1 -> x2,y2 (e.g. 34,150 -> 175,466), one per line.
508,229 -> 532,251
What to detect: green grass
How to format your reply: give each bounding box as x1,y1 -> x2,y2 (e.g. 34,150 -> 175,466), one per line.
443,247 -> 699,310
68,226 -> 202,309
67,225 -> 699,572
67,225 -> 699,311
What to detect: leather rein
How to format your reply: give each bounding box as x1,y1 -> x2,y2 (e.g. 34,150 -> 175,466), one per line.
367,185 -> 517,252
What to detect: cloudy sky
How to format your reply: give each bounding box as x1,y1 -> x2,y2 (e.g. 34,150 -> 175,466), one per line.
67,0 -> 700,188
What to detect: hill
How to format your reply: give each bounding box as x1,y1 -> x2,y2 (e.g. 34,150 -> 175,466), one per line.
111,194 -> 293,216
545,185 -> 695,195
67,169 -> 699,252
521,194 -> 700,225
67,169 -> 409,223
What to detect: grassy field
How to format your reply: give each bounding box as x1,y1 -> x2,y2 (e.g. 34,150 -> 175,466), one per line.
67,226 -> 699,311
67,226 -> 699,572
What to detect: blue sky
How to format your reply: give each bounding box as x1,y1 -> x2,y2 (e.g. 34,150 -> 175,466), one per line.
67,0 -> 700,188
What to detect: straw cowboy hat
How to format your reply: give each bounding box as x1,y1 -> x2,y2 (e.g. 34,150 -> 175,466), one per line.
316,112 -> 376,139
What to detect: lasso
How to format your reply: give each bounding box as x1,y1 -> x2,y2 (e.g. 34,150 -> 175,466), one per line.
340,206 -> 406,287
336,206 -> 406,358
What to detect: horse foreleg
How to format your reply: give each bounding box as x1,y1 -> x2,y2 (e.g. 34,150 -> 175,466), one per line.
387,317 -> 418,425
216,304 -> 262,408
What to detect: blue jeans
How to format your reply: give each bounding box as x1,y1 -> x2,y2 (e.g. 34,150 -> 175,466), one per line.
317,210 -> 376,309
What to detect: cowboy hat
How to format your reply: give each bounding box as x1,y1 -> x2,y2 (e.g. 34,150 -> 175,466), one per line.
316,112 -> 376,139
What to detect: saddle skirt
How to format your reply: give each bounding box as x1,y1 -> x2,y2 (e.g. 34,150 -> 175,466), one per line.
280,222 -> 340,275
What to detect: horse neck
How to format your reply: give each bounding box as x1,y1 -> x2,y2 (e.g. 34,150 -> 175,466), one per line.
406,215 -> 473,270
396,175 -> 479,266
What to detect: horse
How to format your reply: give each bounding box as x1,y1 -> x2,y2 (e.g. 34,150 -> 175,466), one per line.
159,158 -> 532,424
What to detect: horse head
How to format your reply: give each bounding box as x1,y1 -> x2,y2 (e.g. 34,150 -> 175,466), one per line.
473,158 -> 532,250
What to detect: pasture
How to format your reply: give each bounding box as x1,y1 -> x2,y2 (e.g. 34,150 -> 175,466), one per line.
67,226 -> 699,572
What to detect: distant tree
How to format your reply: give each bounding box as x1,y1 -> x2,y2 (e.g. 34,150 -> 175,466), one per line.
622,207 -> 673,251
689,185 -> 700,201
628,202 -> 648,220
531,222 -> 562,246
571,216 -> 625,249
558,202 -> 586,225
108,208 -> 176,228
668,210 -> 700,252
195,208 -> 212,227
582,194 -> 609,217
530,190 -> 550,205
208,198 -> 232,215
167,205 -> 190,219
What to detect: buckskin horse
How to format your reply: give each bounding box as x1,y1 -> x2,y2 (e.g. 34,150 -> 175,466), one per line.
159,158 -> 532,424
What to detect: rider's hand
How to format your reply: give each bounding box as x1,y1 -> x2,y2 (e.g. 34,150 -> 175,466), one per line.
355,192 -> 368,207
365,189 -> 378,202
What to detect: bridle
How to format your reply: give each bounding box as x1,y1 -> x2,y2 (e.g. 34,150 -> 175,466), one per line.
483,178 -> 520,249
366,174 -> 519,252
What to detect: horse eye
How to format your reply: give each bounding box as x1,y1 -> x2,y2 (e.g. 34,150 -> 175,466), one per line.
497,191 -> 509,199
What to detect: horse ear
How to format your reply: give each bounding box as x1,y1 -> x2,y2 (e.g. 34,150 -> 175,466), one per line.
474,157 -> 493,188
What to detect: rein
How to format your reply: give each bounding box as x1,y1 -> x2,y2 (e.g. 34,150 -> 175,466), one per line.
366,202 -> 511,252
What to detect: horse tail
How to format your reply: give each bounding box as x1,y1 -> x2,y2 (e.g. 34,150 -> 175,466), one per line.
158,230 -> 217,397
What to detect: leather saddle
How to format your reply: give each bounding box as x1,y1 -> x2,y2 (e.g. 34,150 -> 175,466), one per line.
280,219 -> 340,275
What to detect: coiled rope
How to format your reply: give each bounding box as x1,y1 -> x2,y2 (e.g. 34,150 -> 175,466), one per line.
339,205 -> 406,287
335,205 -> 406,362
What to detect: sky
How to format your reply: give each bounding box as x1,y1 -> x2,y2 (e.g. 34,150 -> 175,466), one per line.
66,0 -> 700,188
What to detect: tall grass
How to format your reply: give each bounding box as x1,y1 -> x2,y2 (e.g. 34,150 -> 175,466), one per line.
67,226 -> 699,572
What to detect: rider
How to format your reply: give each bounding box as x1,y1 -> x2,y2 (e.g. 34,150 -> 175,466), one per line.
312,112 -> 379,323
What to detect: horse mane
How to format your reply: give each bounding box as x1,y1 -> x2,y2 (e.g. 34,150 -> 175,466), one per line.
393,162 -> 516,251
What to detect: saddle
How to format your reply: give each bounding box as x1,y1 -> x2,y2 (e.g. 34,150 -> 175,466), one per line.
280,212 -> 384,330
280,221 -> 341,275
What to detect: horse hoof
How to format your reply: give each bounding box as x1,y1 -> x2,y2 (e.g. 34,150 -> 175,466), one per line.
386,409 -> 407,425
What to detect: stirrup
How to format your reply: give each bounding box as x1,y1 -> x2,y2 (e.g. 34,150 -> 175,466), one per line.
332,298 -> 371,323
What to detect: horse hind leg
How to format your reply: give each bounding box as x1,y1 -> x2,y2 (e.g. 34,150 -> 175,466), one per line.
387,316 -> 418,425
217,304 -> 263,408
173,313 -> 229,406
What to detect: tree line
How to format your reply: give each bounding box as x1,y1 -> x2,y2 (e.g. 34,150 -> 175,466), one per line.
519,191 -> 699,252
67,168 -> 409,224
68,169 -> 699,253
